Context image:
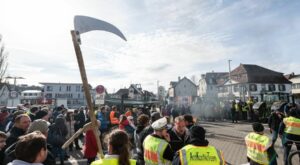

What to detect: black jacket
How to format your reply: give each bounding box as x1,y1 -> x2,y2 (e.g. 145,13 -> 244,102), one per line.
5,127 -> 26,150
268,112 -> 284,131
4,142 -> 56,165
168,127 -> 190,153
136,125 -> 154,165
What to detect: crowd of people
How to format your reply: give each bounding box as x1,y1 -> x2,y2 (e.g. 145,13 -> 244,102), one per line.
0,102 -> 299,165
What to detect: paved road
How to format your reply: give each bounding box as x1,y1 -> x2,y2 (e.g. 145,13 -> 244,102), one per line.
200,120 -> 292,165
67,120 -> 299,165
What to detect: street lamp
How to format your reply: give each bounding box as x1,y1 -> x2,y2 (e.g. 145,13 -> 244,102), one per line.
5,76 -> 25,106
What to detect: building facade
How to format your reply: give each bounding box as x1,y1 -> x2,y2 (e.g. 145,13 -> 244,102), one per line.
39,82 -> 91,108
217,64 -> 292,102
198,72 -> 227,98
286,73 -> 300,103
167,77 -> 197,106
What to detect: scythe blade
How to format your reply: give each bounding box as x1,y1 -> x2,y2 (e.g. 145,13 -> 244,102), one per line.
74,15 -> 127,41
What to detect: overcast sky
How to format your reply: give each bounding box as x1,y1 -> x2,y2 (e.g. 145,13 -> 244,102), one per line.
0,0 -> 300,93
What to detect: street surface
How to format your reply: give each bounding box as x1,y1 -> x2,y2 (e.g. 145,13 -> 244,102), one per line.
67,120 -> 298,165
200,120 -> 290,165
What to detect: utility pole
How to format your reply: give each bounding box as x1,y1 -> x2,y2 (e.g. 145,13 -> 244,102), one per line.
228,60 -> 233,98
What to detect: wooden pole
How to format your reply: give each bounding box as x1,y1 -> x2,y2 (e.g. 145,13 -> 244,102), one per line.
70,30 -> 104,158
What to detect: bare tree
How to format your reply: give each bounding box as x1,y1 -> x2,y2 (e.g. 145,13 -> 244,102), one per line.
0,34 -> 8,83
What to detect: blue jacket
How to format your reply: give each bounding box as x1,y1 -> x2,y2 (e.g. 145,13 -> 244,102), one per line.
96,112 -> 109,130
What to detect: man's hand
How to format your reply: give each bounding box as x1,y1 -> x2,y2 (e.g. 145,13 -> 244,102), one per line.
163,133 -> 171,142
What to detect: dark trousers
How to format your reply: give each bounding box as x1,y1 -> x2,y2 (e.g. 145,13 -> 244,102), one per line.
231,111 -> 238,123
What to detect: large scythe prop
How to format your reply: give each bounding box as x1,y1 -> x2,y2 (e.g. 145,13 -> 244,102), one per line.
62,15 -> 126,159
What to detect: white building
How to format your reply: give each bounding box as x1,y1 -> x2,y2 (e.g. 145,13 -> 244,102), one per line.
40,82 -> 92,108
286,73 -> 300,103
218,64 -> 292,102
20,90 -> 42,105
198,72 -> 227,98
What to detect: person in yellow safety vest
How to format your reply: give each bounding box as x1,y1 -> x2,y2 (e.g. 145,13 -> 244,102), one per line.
143,117 -> 174,165
110,106 -> 119,127
245,122 -> 277,165
91,129 -> 136,165
172,125 -> 225,165
278,108 -> 300,165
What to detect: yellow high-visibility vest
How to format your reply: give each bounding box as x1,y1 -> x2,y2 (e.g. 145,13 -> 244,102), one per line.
284,116 -> 300,135
179,144 -> 225,165
245,132 -> 271,165
91,158 -> 136,165
143,135 -> 171,165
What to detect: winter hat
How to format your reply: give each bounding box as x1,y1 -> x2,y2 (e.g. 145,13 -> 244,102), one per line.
27,119 -> 49,134
151,112 -> 161,122
190,125 -> 206,141
35,110 -> 48,119
252,122 -> 264,132
184,114 -> 194,123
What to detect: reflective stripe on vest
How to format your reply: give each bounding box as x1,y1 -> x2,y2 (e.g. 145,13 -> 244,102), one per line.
179,144 -> 225,165
245,132 -> 270,165
284,117 -> 300,135
143,135 -> 169,165
91,158 -> 136,165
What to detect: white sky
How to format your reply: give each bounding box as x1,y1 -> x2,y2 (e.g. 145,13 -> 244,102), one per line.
1,0 -> 300,93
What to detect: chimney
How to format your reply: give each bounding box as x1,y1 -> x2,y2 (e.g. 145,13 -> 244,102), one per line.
201,74 -> 205,79
178,76 -> 181,81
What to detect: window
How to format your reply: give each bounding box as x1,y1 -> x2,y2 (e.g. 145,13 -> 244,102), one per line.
59,86 -> 62,92
45,93 -> 52,98
249,84 -> 257,91
268,84 -> 276,91
76,86 -> 81,92
234,85 -> 239,92
78,94 -> 80,98
66,86 -> 71,91
278,84 -> 286,91
46,86 -> 53,91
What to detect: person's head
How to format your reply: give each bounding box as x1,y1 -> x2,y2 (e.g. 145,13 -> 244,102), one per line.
112,106 -> 117,111
100,106 -> 106,113
27,119 -> 49,138
30,107 -> 39,114
174,116 -> 186,135
137,114 -> 150,127
119,114 -> 127,123
14,114 -> 31,131
252,122 -> 264,134
55,115 -> 66,125
0,131 -> 7,151
189,125 -> 206,141
150,112 -> 161,123
35,110 -> 49,121
127,116 -> 134,123
152,117 -> 169,138
107,129 -> 130,165
184,114 -> 194,126
289,108 -> 299,118
12,110 -> 26,122
15,131 -> 47,163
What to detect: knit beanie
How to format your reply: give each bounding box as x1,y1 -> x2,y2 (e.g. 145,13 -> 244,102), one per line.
35,110 -> 48,119
27,119 -> 49,134
190,125 -> 206,141
252,122 -> 264,132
